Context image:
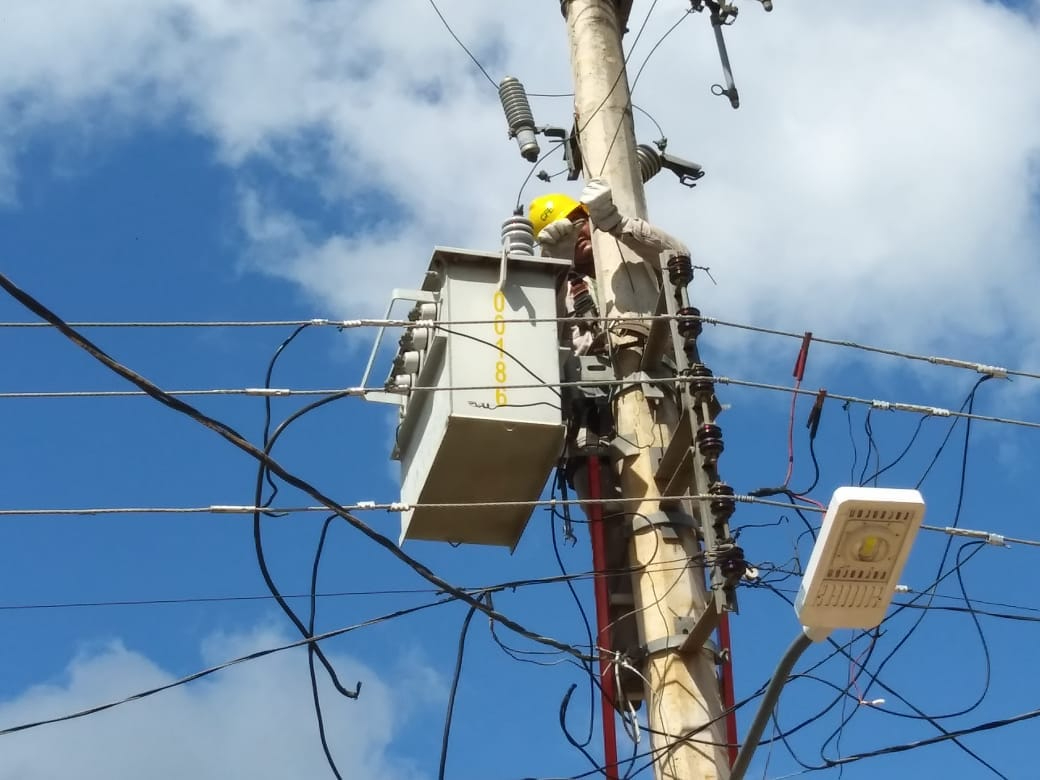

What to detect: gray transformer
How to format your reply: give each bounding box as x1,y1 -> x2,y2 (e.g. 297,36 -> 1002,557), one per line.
367,247 -> 568,549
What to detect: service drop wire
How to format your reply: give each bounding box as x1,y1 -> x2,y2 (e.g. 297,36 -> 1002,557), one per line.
260,322 -> 313,509
855,376 -> 995,721
439,594 -> 488,780
760,579 -> 1007,779
249,331 -> 363,701
309,514 -> 345,780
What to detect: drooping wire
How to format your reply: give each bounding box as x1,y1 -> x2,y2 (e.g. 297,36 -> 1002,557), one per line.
859,412 -> 931,486
438,595 -> 487,780
308,514 -> 344,779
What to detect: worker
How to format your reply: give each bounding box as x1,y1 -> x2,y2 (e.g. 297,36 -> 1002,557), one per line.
527,191 -> 604,356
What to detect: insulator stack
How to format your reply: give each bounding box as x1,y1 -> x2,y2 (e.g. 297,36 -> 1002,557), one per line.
502,214 -> 536,257
696,423 -> 724,462
709,481 -> 736,524
687,363 -> 715,401
498,77 -> 540,162
667,254 -> 695,287
636,143 -> 663,182
677,307 -> 702,339
717,545 -> 748,583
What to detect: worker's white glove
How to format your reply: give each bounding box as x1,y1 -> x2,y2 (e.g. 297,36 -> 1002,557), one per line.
580,178 -> 622,234
537,217 -> 575,245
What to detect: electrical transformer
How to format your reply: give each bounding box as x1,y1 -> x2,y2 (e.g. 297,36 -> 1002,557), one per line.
364,246 -> 568,549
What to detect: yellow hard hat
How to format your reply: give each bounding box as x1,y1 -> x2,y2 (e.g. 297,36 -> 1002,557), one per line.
528,193 -> 585,235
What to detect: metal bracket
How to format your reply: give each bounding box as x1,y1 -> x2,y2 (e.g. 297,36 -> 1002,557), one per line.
676,601 -> 721,657
644,614 -> 723,660
614,370 -> 665,402
629,508 -> 696,541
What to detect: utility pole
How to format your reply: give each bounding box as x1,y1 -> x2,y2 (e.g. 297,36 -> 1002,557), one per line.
561,2 -> 732,779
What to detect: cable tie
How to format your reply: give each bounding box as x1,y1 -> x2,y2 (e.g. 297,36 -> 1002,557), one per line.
209,505 -> 255,513
244,388 -> 291,396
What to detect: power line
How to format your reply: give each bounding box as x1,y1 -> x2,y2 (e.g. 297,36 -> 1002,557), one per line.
9,376 -> 1036,433
0,588 -> 440,612
0,598 -> 455,738
0,270 -> 593,663
5,313 -> 1035,381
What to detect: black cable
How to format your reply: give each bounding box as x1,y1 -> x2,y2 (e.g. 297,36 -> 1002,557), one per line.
559,684 -> 610,777
859,412 -> 931,486
843,401 -> 858,485
424,0 -> 497,88
0,598 -> 455,738
551,466 -> 596,748
308,514 -> 343,779
760,579 -> 1008,779
915,376 -> 992,490
438,596 -> 485,780
516,139 -> 568,210
260,323 -> 312,510
857,408 -> 879,487
631,103 -> 666,141
0,271 -> 593,662
597,8 -> 693,177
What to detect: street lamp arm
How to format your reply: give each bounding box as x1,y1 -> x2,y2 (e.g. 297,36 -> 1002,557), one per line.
729,627 -> 825,780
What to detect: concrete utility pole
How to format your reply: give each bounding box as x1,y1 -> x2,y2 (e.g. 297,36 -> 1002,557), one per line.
561,1 -> 731,779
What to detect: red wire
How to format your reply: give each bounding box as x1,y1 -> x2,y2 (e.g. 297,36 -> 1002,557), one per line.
586,456 -> 620,780
717,612 -> 739,767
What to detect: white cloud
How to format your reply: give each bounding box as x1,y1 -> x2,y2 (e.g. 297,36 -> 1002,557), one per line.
0,627 -> 429,780
1,0 -> 1039,364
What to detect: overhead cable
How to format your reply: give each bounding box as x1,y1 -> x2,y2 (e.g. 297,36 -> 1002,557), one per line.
0,270 -> 592,663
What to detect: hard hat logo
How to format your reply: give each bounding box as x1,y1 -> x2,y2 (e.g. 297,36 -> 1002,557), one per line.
528,193 -> 584,236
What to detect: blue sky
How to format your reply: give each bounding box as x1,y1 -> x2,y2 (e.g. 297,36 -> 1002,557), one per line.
1,1 -> 1039,778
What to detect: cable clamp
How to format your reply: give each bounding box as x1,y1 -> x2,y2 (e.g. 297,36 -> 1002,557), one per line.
893,584 -> 910,593
334,319 -> 360,328
928,406 -> 951,417
355,500 -> 376,509
388,502 -> 411,512
209,505 -> 255,513
244,387 -> 292,396
977,364 -> 1008,378
870,400 -> 891,410
986,533 -> 1008,547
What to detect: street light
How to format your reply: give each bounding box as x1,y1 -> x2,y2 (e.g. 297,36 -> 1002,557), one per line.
730,487 -> 926,780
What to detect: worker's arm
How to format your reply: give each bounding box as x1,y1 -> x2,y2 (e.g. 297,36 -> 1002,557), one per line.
580,178 -> 689,256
